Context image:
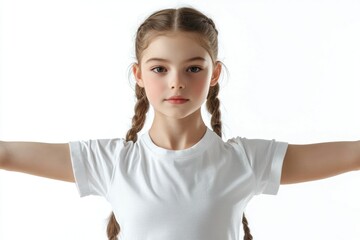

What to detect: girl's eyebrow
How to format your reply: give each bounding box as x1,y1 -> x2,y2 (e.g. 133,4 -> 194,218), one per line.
145,56 -> 207,63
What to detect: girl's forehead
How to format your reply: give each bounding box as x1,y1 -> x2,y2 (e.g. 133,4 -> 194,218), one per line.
140,32 -> 212,64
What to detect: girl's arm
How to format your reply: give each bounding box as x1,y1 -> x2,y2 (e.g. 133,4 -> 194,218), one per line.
281,141 -> 360,184
0,141 -> 74,182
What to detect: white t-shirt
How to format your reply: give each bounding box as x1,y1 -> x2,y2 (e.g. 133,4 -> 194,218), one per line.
69,128 -> 288,240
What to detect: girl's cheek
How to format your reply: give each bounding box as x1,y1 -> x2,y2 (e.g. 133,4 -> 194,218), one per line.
192,75 -> 212,96
145,78 -> 166,100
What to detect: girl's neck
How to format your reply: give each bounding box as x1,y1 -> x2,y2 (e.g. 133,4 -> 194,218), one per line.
149,110 -> 207,150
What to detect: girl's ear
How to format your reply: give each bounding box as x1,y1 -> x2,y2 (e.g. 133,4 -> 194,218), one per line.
133,63 -> 144,88
210,61 -> 222,86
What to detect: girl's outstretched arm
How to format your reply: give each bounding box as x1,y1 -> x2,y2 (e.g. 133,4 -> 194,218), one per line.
0,141 -> 74,182
281,141 -> 360,184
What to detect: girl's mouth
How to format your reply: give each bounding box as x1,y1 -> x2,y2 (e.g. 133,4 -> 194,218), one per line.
165,96 -> 189,104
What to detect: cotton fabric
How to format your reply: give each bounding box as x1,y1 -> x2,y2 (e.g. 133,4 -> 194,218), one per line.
69,128 -> 288,240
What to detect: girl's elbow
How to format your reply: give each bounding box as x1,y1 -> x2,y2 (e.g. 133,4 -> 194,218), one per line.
355,140 -> 360,171
0,141 -> 13,171
0,141 -> 9,169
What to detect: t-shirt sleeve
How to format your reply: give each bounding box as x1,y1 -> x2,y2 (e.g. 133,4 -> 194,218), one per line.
235,137 -> 288,195
68,138 -> 126,197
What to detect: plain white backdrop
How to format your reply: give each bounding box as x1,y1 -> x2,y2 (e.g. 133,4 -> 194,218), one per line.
1,0 -> 360,239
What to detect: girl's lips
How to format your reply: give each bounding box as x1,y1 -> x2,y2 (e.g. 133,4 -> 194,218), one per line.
165,97 -> 189,104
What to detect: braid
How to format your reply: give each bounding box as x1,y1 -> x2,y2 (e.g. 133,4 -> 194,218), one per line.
107,213 -> 120,240
125,85 -> 150,142
106,84 -> 149,240
242,213 -> 253,240
206,83 -> 222,136
206,83 -> 253,240
201,17 -> 219,35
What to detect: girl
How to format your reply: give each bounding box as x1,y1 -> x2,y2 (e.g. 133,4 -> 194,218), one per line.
0,6 -> 359,240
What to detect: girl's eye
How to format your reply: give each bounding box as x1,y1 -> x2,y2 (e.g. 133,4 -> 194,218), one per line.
151,66 -> 167,73
187,66 -> 202,73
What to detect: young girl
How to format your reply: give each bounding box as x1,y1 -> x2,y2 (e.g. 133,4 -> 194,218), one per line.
0,7 -> 359,240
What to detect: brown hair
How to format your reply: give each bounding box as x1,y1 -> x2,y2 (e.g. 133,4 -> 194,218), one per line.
107,7 -> 253,240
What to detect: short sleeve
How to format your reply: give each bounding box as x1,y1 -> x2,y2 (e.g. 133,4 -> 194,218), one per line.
236,138 -> 288,195
69,138 -> 126,197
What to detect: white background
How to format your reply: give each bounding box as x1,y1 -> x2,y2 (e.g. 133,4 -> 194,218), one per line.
1,0 -> 360,239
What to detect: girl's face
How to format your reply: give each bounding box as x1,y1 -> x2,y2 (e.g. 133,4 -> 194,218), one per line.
133,31 -> 221,120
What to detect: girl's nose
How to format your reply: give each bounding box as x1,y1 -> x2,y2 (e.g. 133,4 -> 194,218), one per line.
171,84 -> 185,89
170,72 -> 186,89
